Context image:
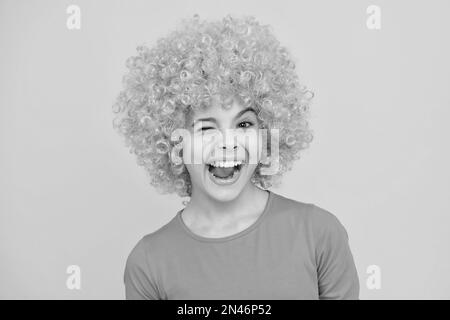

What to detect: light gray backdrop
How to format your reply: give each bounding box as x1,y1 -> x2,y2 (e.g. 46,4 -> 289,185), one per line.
1,0 -> 449,299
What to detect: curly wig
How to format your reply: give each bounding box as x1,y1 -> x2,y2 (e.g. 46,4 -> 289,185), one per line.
112,14 -> 314,199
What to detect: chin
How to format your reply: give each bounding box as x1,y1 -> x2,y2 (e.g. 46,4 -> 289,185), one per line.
205,188 -> 242,203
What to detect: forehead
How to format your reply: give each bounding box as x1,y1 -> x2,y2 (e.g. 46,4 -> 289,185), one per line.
191,96 -> 256,120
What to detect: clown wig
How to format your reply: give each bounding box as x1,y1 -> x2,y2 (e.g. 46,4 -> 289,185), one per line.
112,14 -> 314,199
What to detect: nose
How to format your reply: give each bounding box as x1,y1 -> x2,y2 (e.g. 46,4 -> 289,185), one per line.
218,142 -> 238,157
214,129 -> 238,156
222,145 -> 237,151
220,129 -> 238,150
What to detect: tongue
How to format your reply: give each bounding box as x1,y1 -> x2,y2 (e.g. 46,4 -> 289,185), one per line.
210,166 -> 235,178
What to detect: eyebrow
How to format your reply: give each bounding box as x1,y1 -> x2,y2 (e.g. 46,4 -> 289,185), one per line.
191,107 -> 257,127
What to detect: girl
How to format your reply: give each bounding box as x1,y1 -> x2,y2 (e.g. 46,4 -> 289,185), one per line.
113,14 -> 359,299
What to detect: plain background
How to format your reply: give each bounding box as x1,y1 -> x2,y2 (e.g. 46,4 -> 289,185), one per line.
1,0 -> 449,299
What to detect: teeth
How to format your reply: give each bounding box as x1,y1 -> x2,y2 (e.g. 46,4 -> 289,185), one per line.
209,160 -> 244,168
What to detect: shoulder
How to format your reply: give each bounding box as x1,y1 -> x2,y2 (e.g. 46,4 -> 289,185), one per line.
309,204 -> 348,236
269,191 -> 313,221
126,215 -> 181,265
270,192 -> 348,241
124,224 -> 178,300
271,192 -> 337,221
123,216 -> 180,296
124,213 -> 182,273
306,204 -> 351,257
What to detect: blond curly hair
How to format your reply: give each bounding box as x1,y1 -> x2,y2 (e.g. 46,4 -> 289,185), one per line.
112,14 -> 314,198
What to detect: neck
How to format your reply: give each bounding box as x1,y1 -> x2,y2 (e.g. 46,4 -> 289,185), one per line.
186,183 -> 269,225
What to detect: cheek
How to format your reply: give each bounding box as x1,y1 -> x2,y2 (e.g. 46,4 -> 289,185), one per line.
182,135 -> 212,165
181,140 -> 191,165
236,130 -> 265,165
184,163 -> 205,181
245,163 -> 259,178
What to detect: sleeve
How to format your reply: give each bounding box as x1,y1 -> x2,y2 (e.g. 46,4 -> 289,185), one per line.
123,237 -> 161,300
312,205 -> 360,300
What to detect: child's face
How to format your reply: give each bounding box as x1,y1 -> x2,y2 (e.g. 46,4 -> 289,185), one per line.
182,96 -> 264,202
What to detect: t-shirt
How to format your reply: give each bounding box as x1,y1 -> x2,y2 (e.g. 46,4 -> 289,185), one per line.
123,190 -> 360,300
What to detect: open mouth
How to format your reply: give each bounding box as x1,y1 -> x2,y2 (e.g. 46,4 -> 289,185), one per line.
208,163 -> 243,178
207,161 -> 244,185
